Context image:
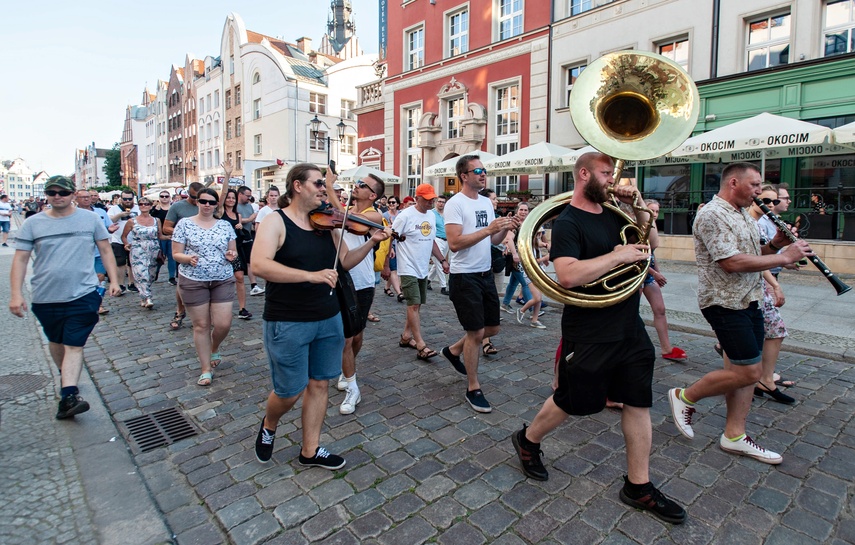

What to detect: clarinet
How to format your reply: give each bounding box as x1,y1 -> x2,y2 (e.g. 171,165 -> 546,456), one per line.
753,197 -> 851,296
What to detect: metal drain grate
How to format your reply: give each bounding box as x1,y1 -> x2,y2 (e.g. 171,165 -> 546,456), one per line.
0,374 -> 51,400
121,407 -> 199,452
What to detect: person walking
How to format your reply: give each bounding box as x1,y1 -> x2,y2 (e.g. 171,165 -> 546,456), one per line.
75,189 -> 118,316
427,195 -> 449,295
668,163 -> 811,465
163,182 -> 204,330
218,185 -> 252,320
121,196 -> 163,309
510,152 -> 686,524
442,155 -> 519,413
151,190 -> 177,285
9,176 -> 121,419
251,163 -> 390,467
171,188 -> 238,386
107,190 -> 139,293
0,194 -> 12,246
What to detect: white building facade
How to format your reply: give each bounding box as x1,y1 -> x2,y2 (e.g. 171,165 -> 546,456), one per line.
195,56 -> 225,185
74,144 -> 109,188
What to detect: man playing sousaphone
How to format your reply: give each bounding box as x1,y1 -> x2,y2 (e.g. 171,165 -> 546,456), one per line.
511,151 -> 687,524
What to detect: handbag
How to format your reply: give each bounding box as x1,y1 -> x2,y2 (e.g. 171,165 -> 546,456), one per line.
490,245 -> 506,273
335,266 -> 363,338
156,250 -> 166,266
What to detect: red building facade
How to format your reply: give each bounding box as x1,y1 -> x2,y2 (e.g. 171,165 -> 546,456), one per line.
356,0 -> 551,198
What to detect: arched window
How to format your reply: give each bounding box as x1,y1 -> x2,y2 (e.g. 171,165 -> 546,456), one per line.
253,72 -> 261,84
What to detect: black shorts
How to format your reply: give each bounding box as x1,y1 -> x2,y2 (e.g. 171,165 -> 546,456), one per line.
553,319 -> 655,415
31,291 -> 101,347
239,237 -> 254,265
344,288 -> 375,339
111,242 -> 128,267
449,271 -> 501,331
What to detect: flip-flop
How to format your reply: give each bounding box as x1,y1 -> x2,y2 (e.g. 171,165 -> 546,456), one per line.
774,377 -> 796,388
197,372 -> 213,386
211,353 -> 222,368
367,314 -> 380,322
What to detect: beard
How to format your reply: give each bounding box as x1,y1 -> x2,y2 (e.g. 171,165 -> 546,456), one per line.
583,180 -> 609,203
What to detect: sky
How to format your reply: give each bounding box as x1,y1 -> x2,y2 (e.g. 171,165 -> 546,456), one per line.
0,1 -> 379,176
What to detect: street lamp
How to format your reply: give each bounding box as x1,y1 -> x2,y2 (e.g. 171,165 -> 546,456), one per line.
310,115 -> 350,166
171,156 -> 198,186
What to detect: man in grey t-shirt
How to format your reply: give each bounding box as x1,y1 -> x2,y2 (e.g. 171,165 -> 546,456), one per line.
163,181 -> 203,329
235,185 -> 261,292
9,176 -> 121,420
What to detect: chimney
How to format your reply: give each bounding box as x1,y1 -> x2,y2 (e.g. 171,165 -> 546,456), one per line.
297,37 -> 312,53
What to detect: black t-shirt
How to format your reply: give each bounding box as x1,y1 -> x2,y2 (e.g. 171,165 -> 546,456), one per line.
549,204 -> 643,343
151,206 -> 169,224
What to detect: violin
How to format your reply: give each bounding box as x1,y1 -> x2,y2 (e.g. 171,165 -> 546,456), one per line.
309,207 -> 406,241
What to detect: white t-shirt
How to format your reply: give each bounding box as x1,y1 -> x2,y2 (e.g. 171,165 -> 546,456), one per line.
255,206 -> 278,225
443,193 -> 495,274
392,206 -> 437,278
342,230 -> 375,290
0,201 -> 12,221
107,204 -> 140,244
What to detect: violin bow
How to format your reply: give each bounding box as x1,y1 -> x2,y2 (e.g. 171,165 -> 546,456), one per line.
329,187 -> 354,295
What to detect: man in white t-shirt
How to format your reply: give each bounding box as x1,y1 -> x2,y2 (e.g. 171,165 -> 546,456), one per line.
107,190 -> 140,294
393,184 -> 449,363
0,194 -> 12,246
442,155 -> 519,413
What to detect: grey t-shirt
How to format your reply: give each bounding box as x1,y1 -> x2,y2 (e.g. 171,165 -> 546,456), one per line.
165,200 -> 199,228
15,209 -> 110,304
236,202 -> 254,233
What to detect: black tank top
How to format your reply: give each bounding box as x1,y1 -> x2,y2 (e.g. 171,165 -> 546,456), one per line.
263,210 -> 340,322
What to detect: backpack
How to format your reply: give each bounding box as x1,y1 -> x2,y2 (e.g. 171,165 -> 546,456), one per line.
372,212 -> 392,272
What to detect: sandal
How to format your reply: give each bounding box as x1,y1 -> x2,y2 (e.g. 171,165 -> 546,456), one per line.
367,313 -> 380,323
211,352 -> 222,368
754,381 -> 795,404
170,312 -> 186,330
714,343 -> 723,357
416,346 -> 438,361
197,372 -> 213,386
399,335 -> 418,349
98,306 -> 110,315
397,293 -> 405,303
482,342 -> 498,356
774,374 -> 795,388
384,288 -> 394,297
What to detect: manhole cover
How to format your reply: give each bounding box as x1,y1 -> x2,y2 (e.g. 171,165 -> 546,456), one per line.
120,407 -> 199,453
0,374 -> 50,400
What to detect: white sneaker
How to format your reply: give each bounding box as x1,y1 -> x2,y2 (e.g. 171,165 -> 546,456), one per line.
668,388 -> 695,439
336,374 -> 347,391
250,285 -> 265,296
340,387 -> 361,415
719,434 -> 782,465
500,303 -> 515,314
516,308 -> 524,324
530,321 -> 546,329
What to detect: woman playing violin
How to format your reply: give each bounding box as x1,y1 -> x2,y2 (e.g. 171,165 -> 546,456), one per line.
251,163 -> 391,467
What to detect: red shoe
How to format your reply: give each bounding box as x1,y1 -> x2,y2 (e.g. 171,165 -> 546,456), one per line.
662,347 -> 687,361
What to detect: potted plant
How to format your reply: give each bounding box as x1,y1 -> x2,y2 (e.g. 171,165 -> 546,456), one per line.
505,189 -> 533,201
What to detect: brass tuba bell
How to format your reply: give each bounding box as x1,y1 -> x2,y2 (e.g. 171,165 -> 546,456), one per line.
518,52 -> 699,308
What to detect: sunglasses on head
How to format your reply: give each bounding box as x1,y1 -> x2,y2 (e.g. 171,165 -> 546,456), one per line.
466,167 -> 488,176
761,198 -> 781,206
45,189 -> 73,197
197,198 -> 218,205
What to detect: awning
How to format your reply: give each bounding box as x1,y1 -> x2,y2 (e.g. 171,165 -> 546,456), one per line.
424,152 -> 498,177
337,165 -> 401,185
481,142 -> 575,175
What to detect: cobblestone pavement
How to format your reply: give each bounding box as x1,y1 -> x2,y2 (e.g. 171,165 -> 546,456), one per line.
0,258 -> 98,544
70,272 -> 855,545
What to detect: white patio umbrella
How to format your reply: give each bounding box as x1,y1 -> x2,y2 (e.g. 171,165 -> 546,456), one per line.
482,142 -> 575,175
337,165 -> 401,185
424,152 -> 498,177
562,145 -> 599,166
832,121 -> 855,145
671,112 -> 847,176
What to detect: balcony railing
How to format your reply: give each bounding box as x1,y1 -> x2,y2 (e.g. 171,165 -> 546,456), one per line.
357,81 -> 384,109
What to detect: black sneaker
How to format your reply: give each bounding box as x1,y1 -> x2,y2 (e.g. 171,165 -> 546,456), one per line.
56,394 -> 90,420
255,420 -> 276,463
238,308 -> 253,320
442,346 -> 466,375
511,425 -> 548,481
127,284 -> 139,293
118,285 -> 127,296
440,288 -> 449,296
168,278 -> 177,286
619,476 -> 687,524
465,389 -> 492,413
299,447 -> 345,470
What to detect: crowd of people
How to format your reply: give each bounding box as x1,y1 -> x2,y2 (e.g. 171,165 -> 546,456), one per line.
6,153 -> 815,525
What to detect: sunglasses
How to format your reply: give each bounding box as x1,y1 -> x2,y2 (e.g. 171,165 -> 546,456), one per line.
761,198 -> 781,206
45,189 -> 74,197
159,194 -> 170,198
388,200 -> 398,205
466,167 -> 488,176
356,181 -> 374,191
197,198 -> 218,205
139,202 -> 153,206
305,179 -> 326,188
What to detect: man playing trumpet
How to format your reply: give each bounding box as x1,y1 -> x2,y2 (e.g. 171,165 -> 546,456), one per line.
511,152 -> 687,524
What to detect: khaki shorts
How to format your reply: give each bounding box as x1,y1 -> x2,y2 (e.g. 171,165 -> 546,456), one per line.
177,275 -> 236,307
400,275 -> 427,306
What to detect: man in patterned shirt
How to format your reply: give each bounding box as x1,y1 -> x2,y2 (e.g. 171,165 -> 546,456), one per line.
668,162 -> 811,464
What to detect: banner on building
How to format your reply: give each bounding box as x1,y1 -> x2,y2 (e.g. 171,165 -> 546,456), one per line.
379,0 -> 388,60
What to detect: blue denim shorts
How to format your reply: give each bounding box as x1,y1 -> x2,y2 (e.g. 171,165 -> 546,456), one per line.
0,221 -> 10,233
701,303 -> 763,365
94,256 -> 106,275
31,290 -> 101,347
263,314 -> 345,398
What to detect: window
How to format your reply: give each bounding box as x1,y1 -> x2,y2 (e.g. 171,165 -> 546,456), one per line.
341,135 -> 356,155
310,131 -> 327,151
214,149 -> 220,166
448,9 -> 469,56
341,99 -> 356,120
406,107 -> 421,149
214,90 -> 220,108
309,92 -> 327,114
227,152 -> 233,166
406,26 -> 425,70
230,55 -> 234,75
236,117 -> 242,137
226,90 -> 232,109
824,0 -> 855,56
570,0 -> 615,16
405,106 -> 422,196
659,38 -> 689,69
494,84 -> 520,195
746,13 -> 791,71
498,0 -> 523,40
446,97 -> 465,139
236,151 -> 242,170
564,63 -> 586,107
253,99 -> 261,120
254,134 -> 262,155
235,85 -> 241,105
226,120 -> 232,140
253,72 -> 261,84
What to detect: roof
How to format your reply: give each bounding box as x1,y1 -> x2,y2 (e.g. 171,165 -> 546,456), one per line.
286,57 -> 327,84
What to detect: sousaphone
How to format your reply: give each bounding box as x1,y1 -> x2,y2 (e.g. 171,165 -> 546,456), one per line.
518,51 -> 699,307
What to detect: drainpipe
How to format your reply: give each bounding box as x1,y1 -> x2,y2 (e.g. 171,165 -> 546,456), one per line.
710,0 -> 720,78
545,0 -> 555,196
